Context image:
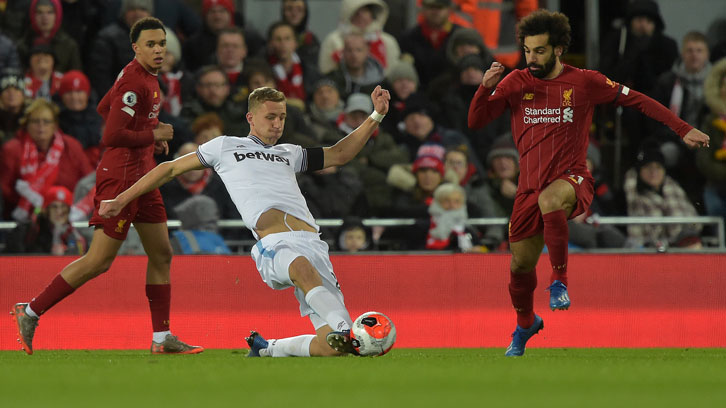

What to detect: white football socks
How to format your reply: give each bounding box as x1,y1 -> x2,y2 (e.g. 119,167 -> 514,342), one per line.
304,286 -> 352,332
153,331 -> 171,343
263,335 -> 315,357
25,305 -> 39,318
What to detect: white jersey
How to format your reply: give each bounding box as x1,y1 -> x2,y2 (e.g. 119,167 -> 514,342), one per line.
196,135 -> 318,239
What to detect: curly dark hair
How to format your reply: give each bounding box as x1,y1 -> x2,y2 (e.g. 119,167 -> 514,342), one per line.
517,10 -> 571,54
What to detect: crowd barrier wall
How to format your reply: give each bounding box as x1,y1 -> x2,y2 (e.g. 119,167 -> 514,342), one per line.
1,254 -> 724,350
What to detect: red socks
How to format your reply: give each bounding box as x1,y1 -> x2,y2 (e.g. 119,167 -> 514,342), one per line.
29,274 -> 76,316
543,209 -> 568,286
508,270 -> 537,328
146,284 -> 171,332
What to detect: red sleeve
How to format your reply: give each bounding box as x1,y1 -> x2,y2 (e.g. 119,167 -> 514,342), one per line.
468,83 -> 510,129
99,81 -> 155,148
586,70 -> 692,138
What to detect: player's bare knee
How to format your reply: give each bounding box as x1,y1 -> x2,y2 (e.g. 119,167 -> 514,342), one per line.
288,257 -> 322,292
510,252 -> 536,273
537,193 -> 563,213
148,246 -> 173,269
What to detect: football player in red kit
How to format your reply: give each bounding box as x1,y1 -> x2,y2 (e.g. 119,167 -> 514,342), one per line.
11,17 -> 203,355
468,10 -> 710,356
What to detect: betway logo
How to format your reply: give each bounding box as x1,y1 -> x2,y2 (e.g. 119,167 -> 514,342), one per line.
234,151 -> 290,166
523,107 -> 573,124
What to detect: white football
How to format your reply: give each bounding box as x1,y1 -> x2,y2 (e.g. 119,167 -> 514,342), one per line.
351,311 -> 396,357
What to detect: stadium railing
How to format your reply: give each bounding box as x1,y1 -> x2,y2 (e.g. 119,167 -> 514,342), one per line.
0,215 -> 722,252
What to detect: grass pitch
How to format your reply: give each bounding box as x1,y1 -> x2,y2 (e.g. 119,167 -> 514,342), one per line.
0,348 -> 724,408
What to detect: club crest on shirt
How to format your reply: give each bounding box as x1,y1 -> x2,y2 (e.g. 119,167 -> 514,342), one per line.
562,88 -> 573,107
122,91 -> 137,107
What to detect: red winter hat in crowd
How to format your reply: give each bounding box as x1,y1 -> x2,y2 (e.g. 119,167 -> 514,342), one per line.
43,186 -> 73,209
58,70 -> 90,97
413,155 -> 445,176
202,0 -> 235,16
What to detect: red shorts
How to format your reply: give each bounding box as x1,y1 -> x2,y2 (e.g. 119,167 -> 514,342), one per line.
508,173 -> 594,243
89,176 -> 167,240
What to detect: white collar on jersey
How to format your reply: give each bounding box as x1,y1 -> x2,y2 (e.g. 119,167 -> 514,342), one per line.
248,135 -> 272,147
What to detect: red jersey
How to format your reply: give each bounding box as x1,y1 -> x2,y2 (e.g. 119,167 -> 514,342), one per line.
469,65 -> 692,193
96,58 -> 161,181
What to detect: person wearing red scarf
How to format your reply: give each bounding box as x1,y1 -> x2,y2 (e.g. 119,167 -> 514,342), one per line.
267,22 -> 310,104
0,99 -> 92,221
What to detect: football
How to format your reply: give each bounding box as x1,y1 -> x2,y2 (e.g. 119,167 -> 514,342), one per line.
351,311 -> 396,356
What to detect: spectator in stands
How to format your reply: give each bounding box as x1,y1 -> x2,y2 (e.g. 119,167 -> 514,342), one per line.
17,0 -> 82,73
336,217 -> 372,252
181,65 -> 250,137
428,27 -> 494,101
101,0 -> 201,41
297,165 -> 368,219
697,57 -> 726,223
425,182 -> 482,252
191,112 -> 225,145
155,80 -> 194,163
648,31 -> 712,198
159,29 -> 190,117
396,95 -> 478,168
89,0 -> 152,97
0,99 -> 93,221
601,0 -> 678,95
159,142 -> 239,221
4,185 -> 87,255
215,27 -> 249,102
624,146 -> 702,249
24,45 -> 63,100
473,137 -> 519,250
335,93 -> 408,215
58,0 -> 104,68
281,0 -> 320,70
384,148 -> 446,249
319,0 -> 400,75
0,33 -> 21,72
0,69 -> 30,144
170,195 -> 231,255
307,78 -> 344,143
381,59 -> 423,141
326,32 -> 385,100
437,53 -> 508,161
400,0 -> 462,86
56,70 -> 103,167
267,21 -> 320,107
183,0 -> 264,72
0,0 -> 31,42
567,143 -> 626,249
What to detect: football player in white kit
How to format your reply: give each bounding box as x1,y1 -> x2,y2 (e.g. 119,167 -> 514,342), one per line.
99,85 -> 390,357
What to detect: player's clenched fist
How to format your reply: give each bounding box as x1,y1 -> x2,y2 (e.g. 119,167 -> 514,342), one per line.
482,62 -> 505,88
153,122 -> 173,141
98,199 -> 123,218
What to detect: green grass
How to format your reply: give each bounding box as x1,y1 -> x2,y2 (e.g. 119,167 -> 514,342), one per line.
1,348 -> 725,407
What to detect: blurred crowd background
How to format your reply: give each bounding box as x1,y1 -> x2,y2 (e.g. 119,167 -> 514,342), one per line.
1,0 -> 725,255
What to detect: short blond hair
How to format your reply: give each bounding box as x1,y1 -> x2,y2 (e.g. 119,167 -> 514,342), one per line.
248,87 -> 285,113
20,99 -> 59,128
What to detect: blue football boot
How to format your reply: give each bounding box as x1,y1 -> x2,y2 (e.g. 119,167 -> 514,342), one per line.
547,280 -> 571,310
504,314 -> 544,357
245,331 -> 268,357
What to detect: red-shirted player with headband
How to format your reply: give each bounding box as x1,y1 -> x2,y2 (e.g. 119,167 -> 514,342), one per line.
468,10 -> 710,356
11,17 -> 203,355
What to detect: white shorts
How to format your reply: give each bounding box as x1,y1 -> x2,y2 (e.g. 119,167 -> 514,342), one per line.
250,231 -> 345,329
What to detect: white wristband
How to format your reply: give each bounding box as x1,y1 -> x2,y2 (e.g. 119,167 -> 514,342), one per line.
369,111 -> 385,123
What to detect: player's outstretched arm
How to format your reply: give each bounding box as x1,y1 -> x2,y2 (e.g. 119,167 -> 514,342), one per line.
99,153 -> 205,218
322,85 -> 390,168
468,62 -> 508,129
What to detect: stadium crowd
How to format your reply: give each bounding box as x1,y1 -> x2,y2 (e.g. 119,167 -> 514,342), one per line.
0,0 -> 724,254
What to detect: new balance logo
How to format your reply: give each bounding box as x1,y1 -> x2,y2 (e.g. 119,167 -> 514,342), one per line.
563,107 -> 573,123
234,151 -> 290,165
